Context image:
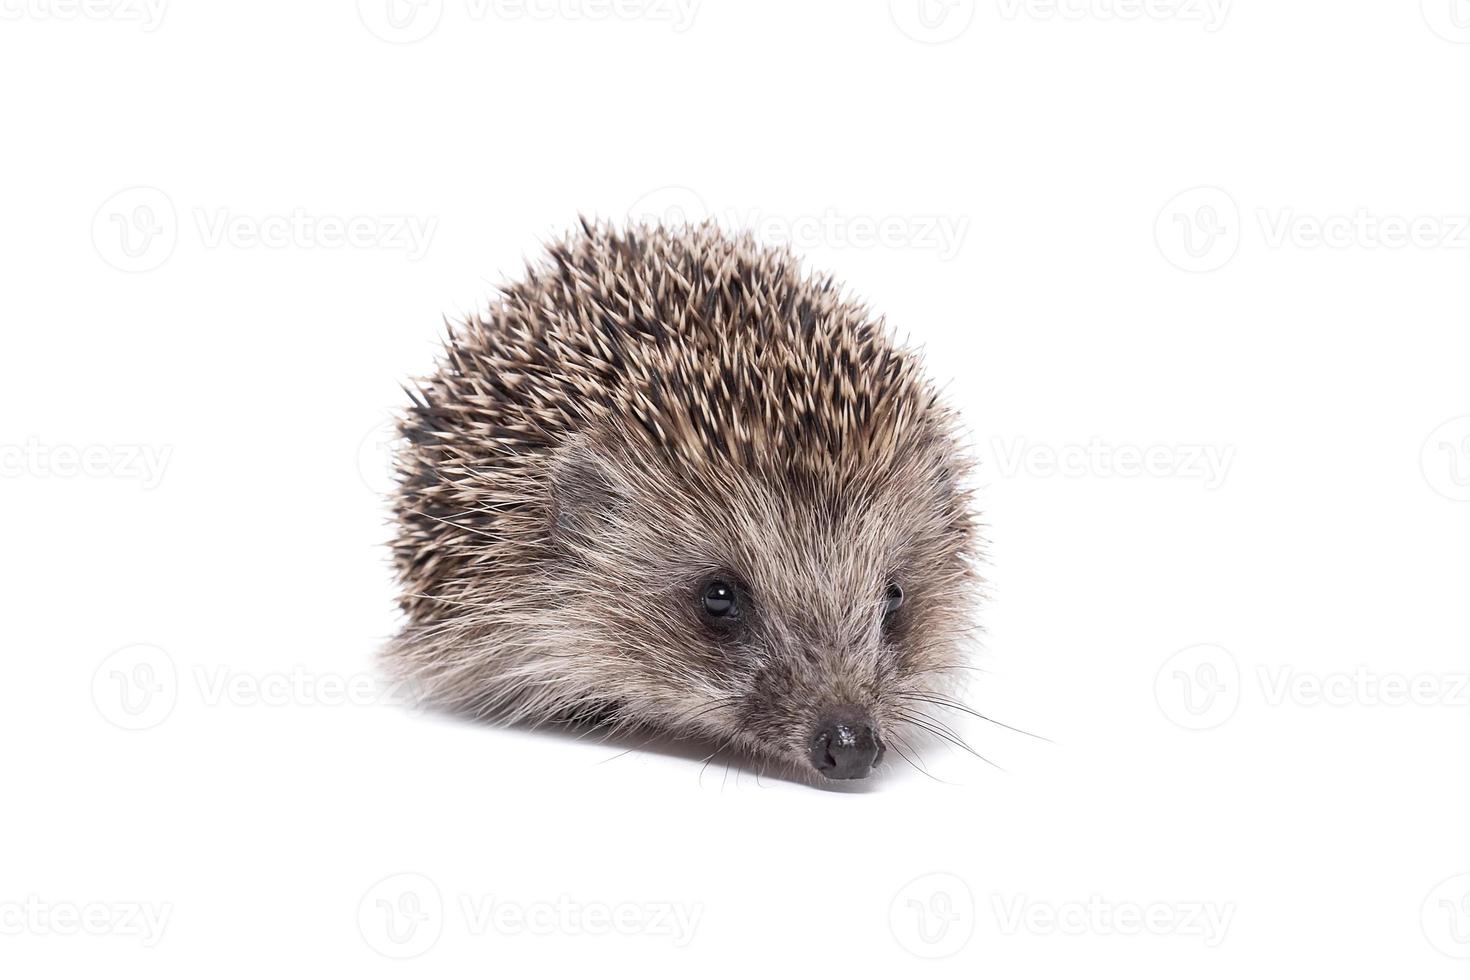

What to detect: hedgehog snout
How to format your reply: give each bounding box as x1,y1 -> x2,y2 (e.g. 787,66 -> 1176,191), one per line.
808,708 -> 884,780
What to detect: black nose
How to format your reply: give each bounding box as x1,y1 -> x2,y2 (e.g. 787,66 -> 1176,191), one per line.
810,716 -> 883,779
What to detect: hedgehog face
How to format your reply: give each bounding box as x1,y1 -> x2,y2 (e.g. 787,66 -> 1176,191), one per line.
547,431 -> 975,782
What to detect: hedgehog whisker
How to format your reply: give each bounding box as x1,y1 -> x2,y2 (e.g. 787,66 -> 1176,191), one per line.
897,693 -> 1051,743
594,696 -> 743,766
894,708 -> 1004,772
893,706 -> 972,751
905,662 -> 992,676
697,730 -> 745,789
887,732 -> 952,784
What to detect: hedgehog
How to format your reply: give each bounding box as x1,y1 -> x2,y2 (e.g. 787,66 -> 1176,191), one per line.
384,218 -> 982,782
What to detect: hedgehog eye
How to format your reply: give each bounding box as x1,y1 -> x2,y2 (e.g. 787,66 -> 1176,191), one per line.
882,583 -> 904,618
702,580 -> 738,619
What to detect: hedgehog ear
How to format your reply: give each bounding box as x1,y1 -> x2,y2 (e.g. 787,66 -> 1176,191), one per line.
548,438 -> 624,544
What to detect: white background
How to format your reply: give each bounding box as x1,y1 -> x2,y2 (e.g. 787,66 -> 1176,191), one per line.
3,0 -> 1469,976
